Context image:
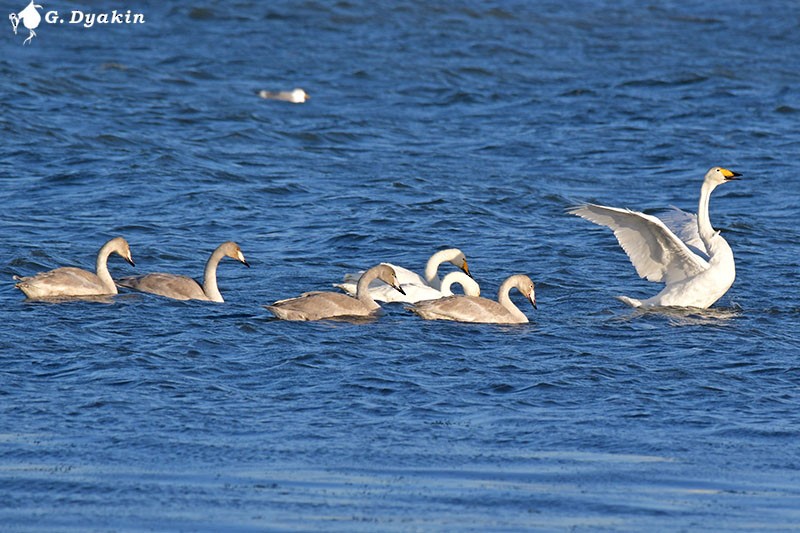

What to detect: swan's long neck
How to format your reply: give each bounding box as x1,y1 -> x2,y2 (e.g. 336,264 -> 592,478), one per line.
697,180 -> 718,248
441,272 -> 480,297
356,269 -> 381,310
424,251 -> 449,290
497,277 -> 527,322
95,241 -> 119,294
202,247 -> 226,302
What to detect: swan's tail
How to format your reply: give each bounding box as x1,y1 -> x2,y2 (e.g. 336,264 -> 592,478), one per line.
617,295 -> 642,308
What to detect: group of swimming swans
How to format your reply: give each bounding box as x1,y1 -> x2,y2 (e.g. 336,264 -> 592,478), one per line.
13,167 -> 741,322
13,240 -> 249,303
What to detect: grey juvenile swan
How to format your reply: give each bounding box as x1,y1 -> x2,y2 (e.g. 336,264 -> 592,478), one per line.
117,241 -> 249,302
408,274 -> 536,324
14,236 -> 135,299
267,264 -> 405,321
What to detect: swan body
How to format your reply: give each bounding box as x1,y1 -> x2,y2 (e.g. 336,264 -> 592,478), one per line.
569,166 -> 741,308
14,237 -> 135,299
117,241 -> 249,302
257,88 -> 309,103
408,274 -> 536,324
267,264 -> 405,321
335,248 -> 471,303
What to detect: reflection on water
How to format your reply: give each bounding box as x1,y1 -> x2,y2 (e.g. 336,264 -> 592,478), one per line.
614,304 -> 744,326
20,295 -> 118,305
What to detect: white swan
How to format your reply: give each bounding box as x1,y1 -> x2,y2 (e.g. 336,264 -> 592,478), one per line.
14,237 -> 135,299
257,88 -> 309,103
116,241 -> 249,302
266,264 -> 405,321
568,166 -> 741,308
408,274 -> 536,324
334,248 -> 471,303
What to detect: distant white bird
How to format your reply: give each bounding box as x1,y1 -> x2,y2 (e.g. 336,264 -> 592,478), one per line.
334,248 -> 472,303
14,237 -> 135,299
568,166 -> 742,309
408,274 -> 536,324
257,88 -> 309,103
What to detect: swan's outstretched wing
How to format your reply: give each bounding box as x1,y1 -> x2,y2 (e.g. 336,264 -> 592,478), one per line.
658,207 -> 708,258
569,203 -> 709,284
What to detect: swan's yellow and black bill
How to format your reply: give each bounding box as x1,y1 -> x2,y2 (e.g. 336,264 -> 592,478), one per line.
461,260 -> 472,278
721,168 -> 742,180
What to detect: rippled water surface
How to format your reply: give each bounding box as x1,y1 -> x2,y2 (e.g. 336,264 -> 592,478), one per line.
2,1 -> 799,530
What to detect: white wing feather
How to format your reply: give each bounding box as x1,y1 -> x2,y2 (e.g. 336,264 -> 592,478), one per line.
658,207 -> 708,257
341,263 -> 426,286
569,203 -> 709,284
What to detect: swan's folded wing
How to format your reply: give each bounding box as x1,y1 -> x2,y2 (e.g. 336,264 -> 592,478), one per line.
568,203 -> 709,284
380,263 -> 427,286
340,264 -> 425,287
271,291 -> 328,306
21,267 -> 104,293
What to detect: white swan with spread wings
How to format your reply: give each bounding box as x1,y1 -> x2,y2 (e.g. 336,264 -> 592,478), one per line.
569,166 -> 741,309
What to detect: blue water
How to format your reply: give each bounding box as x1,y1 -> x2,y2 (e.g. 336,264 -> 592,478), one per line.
2,0 -> 799,530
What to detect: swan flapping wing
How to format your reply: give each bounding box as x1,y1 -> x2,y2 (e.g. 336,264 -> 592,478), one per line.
658,207 -> 708,258
569,203 -> 709,284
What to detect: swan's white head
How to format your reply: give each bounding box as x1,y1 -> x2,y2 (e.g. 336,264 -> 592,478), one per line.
290,88 -> 309,103
705,166 -> 741,186
440,249 -> 471,277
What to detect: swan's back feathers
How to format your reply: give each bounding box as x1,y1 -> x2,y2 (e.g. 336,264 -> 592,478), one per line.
266,292 -> 378,321
117,273 -> 207,301
568,203 -> 709,284
15,267 -> 108,297
340,263 -> 423,286
410,296 -> 523,324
